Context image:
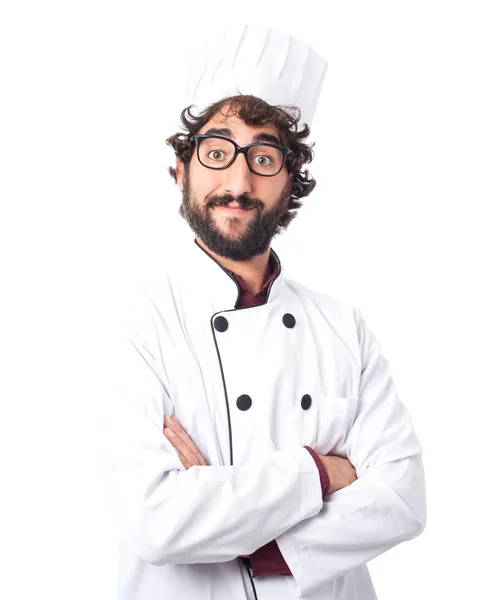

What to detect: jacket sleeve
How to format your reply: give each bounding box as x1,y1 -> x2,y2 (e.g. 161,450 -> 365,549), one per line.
248,449 -> 329,578
274,307 -> 427,596
95,284 -> 323,566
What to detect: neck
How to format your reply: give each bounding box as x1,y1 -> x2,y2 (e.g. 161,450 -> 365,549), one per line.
195,236 -> 271,296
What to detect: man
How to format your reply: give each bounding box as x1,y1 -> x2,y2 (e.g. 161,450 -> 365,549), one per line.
99,25 -> 426,600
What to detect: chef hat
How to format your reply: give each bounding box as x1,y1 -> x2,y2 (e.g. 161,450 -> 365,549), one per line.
184,24 -> 328,128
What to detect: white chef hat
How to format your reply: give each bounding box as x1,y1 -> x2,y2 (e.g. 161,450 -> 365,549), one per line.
184,24 -> 328,128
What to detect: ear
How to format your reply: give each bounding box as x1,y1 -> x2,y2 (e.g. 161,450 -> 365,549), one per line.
176,157 -> 185,192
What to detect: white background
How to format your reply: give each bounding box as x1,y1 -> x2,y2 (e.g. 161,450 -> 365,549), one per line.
1,1 -> 478,598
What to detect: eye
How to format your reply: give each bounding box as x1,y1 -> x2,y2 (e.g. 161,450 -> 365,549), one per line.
207,150 -> 226,161
252,154 -> 273,166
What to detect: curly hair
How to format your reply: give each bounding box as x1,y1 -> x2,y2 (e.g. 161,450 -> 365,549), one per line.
165,94 -> 316,217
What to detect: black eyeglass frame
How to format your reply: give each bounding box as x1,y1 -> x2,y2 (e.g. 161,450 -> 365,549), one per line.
190,134 -> 292,177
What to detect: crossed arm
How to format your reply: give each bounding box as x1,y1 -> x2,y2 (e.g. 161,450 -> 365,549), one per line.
99,291 -> 426,596
163,414 -> 356,572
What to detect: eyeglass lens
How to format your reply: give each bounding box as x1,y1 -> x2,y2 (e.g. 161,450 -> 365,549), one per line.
198,138 -> 284,175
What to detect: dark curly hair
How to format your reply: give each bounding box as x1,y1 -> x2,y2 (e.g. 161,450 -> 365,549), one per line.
165,94 -> 316,218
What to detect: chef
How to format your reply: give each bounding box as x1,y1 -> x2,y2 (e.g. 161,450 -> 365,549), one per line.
98,24 -> 427,600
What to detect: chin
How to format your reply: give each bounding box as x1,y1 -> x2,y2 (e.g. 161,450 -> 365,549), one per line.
215,219 -> 248,235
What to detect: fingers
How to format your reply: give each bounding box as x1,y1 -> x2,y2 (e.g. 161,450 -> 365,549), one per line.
164,432 -> 192,470
164,426 -> 200,468
163,415 -> 207,468
168,416 -> 206,462
173,444 -> 193,470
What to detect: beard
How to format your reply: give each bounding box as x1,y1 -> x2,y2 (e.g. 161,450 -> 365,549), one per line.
179,167 -> 293,261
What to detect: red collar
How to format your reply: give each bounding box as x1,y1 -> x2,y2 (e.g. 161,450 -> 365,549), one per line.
225,253 -> 280,307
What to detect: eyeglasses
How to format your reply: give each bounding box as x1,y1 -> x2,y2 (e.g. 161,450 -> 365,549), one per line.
190,134 -> 292,177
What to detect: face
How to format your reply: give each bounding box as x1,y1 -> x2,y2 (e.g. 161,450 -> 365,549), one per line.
176,109 -> 293,261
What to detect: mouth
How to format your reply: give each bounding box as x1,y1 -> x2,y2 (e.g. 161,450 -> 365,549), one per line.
213,203 -> 256,214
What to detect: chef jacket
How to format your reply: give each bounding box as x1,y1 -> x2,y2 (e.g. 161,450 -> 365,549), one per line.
224,251 -> 330,579
98,236 -> 427,600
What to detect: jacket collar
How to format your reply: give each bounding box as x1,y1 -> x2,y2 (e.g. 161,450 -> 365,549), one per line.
225,250 -> 280,307
174,236 -> 285,313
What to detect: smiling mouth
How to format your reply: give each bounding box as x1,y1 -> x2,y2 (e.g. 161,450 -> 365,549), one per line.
213,203 -> 255,213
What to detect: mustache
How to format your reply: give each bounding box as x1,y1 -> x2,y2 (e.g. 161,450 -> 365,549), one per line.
206,194 -> 263,211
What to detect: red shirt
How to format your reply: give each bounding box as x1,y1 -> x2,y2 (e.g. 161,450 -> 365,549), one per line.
224,253 -> 330,578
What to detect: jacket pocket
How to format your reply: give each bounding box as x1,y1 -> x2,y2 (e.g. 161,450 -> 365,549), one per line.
315,395 -> 359,456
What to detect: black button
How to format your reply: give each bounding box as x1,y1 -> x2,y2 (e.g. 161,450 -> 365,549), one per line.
236,395 -> 252,411
301,394 -> 312,410
282,313 -> 296,328
214,316 -> 229,332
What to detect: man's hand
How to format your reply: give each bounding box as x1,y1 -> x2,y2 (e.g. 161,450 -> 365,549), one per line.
163,415 -> 207,469
317,454 -> 358,494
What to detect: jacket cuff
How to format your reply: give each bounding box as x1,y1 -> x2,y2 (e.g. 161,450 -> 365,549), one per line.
248,540 -> 292,578
303,446 -> 330,498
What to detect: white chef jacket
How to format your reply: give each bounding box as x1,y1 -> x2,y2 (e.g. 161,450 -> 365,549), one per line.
97,236 -> 427,600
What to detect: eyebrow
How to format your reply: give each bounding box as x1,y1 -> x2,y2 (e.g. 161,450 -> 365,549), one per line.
201,127 -> 282,146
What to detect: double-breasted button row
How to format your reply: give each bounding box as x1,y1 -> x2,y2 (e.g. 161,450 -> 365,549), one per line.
214,313 -> 296,332
235,394 -> 312,411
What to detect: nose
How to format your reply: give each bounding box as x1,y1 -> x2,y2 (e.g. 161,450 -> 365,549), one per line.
223,152 -> 253,197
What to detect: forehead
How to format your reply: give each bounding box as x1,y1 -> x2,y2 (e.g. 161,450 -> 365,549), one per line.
198,111 -> 281,144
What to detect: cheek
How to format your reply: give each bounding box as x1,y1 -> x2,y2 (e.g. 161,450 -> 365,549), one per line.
189,162 -> 222,196
259,178 -> 290,204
